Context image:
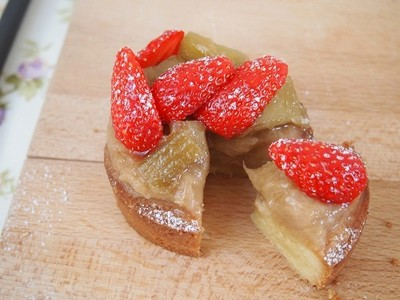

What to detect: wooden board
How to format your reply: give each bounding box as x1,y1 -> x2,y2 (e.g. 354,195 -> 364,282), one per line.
1,0 -> 400,298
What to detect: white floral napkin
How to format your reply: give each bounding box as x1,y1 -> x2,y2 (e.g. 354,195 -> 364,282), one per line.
0,0 -> 74,231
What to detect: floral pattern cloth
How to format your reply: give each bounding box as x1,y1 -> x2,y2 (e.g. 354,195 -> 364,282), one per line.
1,43 -> 49,102
0,0 -> 74,231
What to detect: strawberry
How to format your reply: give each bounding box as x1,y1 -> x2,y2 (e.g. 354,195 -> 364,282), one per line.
195,55 -> 288,138
269,139 -> 368,204
111,47 -> 162,153
152,56 -> 235,123
136,30 -> 184,68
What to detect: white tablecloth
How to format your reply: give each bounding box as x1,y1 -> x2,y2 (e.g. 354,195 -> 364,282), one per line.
0,0 -> 74,231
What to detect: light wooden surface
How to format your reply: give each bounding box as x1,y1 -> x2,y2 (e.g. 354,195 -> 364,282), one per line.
1,0 -> 400,298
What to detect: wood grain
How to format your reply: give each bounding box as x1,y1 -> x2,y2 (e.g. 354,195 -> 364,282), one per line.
28,0 -> 400,181
2,0 -> 400,298
1,159 -> 399,299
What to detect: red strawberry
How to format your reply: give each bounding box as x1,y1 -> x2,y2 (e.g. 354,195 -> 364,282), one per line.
195,55 -> 288,138
136,30 -> 184,68
152,56 -> 235,123
269,139 -> 368,204
111,47 -> 162,153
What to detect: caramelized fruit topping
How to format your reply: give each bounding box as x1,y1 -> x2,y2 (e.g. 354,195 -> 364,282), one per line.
179,31 -> 249,67
139,122 -> 205,193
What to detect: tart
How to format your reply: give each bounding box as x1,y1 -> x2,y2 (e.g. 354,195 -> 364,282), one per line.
104,29 -> 369,288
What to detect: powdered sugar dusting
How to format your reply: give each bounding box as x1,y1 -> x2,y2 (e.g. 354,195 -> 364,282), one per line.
0,163 -> 71,298
136,203 -> 200,233
324,227 -> 362,266
111,47 -> 162,153
1,163 -> 70,253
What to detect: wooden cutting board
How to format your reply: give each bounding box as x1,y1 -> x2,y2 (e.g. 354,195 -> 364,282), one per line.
1,0 -> 399,298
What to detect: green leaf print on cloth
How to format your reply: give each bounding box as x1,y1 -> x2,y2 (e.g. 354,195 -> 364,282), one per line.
0,170 -> 15,196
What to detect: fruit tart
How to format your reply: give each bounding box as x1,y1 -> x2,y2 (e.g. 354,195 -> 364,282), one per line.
105,29 -> 313,257
245,139 -> 369,288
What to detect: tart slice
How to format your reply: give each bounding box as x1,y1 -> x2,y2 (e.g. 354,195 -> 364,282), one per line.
245,139 -> 369,288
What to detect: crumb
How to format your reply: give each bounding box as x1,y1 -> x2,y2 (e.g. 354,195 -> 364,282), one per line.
328,288 -> 340,300
390,257 -> 399,267
385,221 -> 393,228
341,140 -> 355,150
331,277 -> 340,286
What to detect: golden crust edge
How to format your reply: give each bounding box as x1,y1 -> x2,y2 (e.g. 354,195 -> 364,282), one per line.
316,186 -> 370,289
104,145 -> 203,257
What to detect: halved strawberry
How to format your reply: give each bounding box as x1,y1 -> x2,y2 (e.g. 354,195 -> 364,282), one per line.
152,56 -> 235,123
269,139 -> 368,204
136,30 -> 184,68
195,55 -> 288,138
111,47 -> 162,153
